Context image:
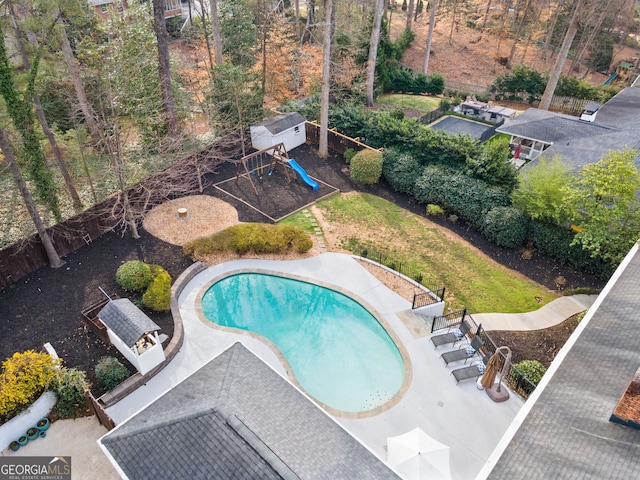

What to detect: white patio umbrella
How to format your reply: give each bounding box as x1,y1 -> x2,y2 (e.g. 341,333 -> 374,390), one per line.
387,427 -> 452,480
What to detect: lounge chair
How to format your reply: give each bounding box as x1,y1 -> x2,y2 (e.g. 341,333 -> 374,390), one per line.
430,321 -> 471,349
451,353 -> 492,384
441,336 -> 484,366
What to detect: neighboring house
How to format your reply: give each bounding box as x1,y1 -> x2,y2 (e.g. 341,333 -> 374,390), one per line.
497,84 -> 640,167
250,112 -> 307,152
480,243 -> 640,480
481,105 -> 516,123
99,342 -> 399,479
88,0 -> 182,19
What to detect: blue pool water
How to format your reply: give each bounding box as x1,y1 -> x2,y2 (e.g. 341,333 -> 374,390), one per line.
201,273 -> 405,412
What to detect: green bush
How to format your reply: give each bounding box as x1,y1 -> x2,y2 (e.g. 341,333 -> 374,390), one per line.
343,148 -> 357,164
528,221 -> 614,278
414,166 -> 512,228
382,148 -> 422,194
0,351 -> 60,423
95,357 -> 131,391
142,265 -> 172,311
184,223 -> 313,257
116,260 -> 153,292
512,360 -> 546,395
350,149 -> 384,184
483,207 -> 529,248
51,367 -> 88,419
426,204 -> 444,216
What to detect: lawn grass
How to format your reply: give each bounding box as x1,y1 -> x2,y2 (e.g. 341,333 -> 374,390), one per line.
376,94 -> 441,113
283,193 -> 557,313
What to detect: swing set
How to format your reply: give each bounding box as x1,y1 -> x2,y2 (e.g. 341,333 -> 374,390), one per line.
235,142 -> 292,195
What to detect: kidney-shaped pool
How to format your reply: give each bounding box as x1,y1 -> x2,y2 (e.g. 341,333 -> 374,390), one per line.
200,272 -> 406,413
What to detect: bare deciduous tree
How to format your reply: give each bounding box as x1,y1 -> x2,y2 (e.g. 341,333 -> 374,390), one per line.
366,0 -> 385,107
319,0 -> 334,157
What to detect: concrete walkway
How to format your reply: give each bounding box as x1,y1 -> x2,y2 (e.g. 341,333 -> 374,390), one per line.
473,294 -> 597,331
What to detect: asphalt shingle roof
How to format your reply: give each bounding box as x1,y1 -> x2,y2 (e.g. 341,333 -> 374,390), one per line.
101,343 -> 399,480
255,113 -> 306,135
488,247 -> 640,479
98,298 -> 160,347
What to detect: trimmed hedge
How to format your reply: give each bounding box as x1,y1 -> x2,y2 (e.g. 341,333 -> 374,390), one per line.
51,367 -> 88,419
142,265 -> 172,311
528,221 -> 615,278
382,148 -> 423,195
350,149 -> 383,184
184,223 -> 313,257
414,166 -> 512,228
116,260 -> 153,292
483,207 -> 530,248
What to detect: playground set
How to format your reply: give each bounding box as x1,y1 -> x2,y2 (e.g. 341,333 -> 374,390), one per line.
212,142 -> 338,223
235,142 -> 319,195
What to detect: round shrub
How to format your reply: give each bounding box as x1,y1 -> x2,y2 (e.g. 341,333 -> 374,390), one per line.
350,149 -> 383,184
142,265 -> 172,311
512,359 -> 546,395
51,367 -> 88,419
0,351 -> 60,423
426,204 -> 444,216
482,206 -> 529,248
116,260 -> 153,292
95,357 -> 131,391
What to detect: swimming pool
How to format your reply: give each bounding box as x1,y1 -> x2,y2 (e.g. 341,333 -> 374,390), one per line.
200,272 -> 406,413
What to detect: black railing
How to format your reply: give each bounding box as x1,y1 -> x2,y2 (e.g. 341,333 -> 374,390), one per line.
431,308 -> 467,333
412,287 -> 446,309
353,245 -> 444,296
479,118 -> 505,143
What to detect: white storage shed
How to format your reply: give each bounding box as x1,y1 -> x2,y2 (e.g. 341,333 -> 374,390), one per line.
98,298 -> 165,376
250,112 -> 306,152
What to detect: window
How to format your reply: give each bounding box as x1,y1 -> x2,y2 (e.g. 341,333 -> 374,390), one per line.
100,4 -> 108,12
294,126 -> 300,135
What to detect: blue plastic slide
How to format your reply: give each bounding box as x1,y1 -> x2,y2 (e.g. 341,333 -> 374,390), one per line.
604,72 -> 618,85
286,159 -> 319,191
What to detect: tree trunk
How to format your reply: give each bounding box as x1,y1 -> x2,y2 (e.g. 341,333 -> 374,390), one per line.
539,0 -> 584,110
570,3 -> 609,74
543,0 -> 565,61
153,0 -> 179,139
448,0 -> 459,44
304,0 -> 316,43
506,0 -> 533,68
406,0 -> 415,31
210,0 -> 223,64
423,0 -> 438,73
366,0 -> 385,107
59,24 -> 103,149
481,0 -> 494,29
197,0 -> 214,71
318,0 -> 333,158
9,1 -> 82,212
0,128 -> 64,268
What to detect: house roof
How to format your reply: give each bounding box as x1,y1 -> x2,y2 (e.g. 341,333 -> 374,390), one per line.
254,112 -> 306,135
486,106 -> 516,116
496,108 -> 618,145
98,298 -> 160,348
100,342 -> 399,480
486,245 -> 640,479
498,86 -> 640,170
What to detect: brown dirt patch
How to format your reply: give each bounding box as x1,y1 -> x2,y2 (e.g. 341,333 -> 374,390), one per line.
489,313 -> 583,368
143,195 -> 240,246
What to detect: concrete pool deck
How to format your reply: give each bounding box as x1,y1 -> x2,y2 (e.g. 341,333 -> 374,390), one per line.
105,253 -> 523,480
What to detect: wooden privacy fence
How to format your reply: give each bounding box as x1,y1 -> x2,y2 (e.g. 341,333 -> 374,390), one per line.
0,139 -> 234,290
305,121 -> 379,156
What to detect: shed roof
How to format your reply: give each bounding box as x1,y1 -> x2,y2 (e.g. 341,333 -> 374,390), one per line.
98,298 -> 160,347
100,342 -> 399,480
254,112 -> 306,135
487,246 -> 640,479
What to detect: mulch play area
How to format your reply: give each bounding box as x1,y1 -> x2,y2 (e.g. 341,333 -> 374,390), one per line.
0,143 -> 605,397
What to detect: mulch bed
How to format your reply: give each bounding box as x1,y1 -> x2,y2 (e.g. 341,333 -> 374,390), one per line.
0,143 -> 606,397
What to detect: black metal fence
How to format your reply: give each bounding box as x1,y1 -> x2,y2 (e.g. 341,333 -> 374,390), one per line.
478,118 -> 505,143
353,245 -> 445,297
418,107 -> 447,125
